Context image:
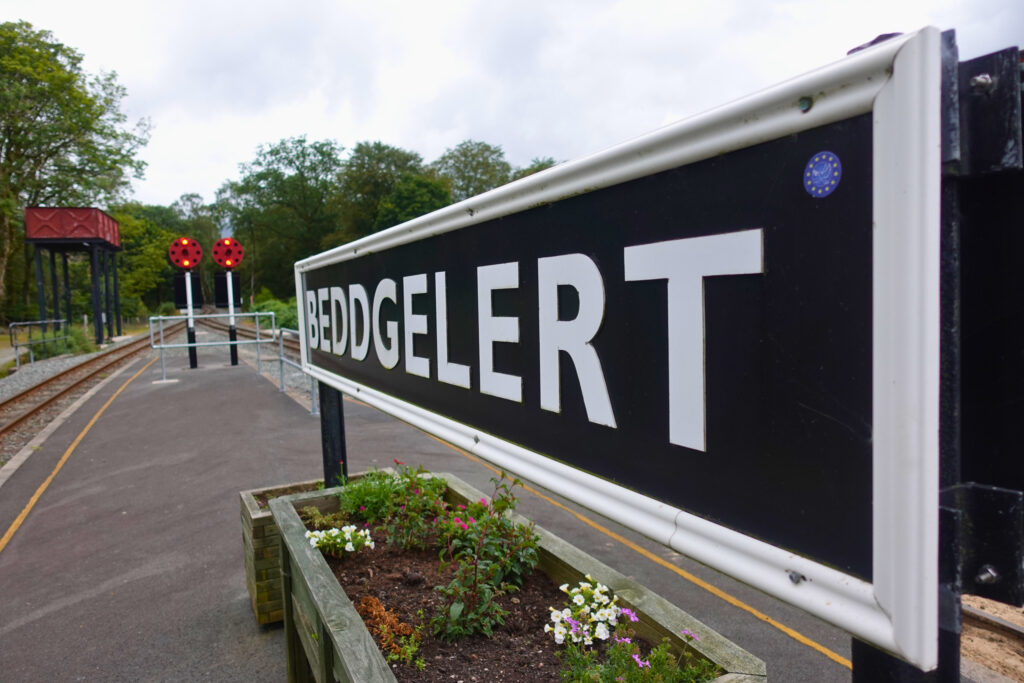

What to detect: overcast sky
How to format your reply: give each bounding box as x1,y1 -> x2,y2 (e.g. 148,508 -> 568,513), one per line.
7,0 -> 1023,207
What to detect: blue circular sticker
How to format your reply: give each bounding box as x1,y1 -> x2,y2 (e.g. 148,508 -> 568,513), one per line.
803,151 -> 842,197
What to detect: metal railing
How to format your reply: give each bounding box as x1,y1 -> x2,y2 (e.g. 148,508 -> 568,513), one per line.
148,313 -> 318,415
9,319 -> 70,368
278,327 -> 318,415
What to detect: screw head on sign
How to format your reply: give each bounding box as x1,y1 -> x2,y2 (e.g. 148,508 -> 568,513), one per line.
168,237 -> 202,270
212,237 -> 245,269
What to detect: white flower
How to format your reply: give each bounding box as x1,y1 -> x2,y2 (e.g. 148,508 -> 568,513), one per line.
573,593 -> 585,606
595,623 -> 610,640
549,610 -> 563,623
553,625 -> 566,644
344,542 -> 355,552
559,583 -> 570,593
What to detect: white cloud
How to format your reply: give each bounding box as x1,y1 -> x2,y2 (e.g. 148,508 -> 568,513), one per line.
5,0 -> 1021,205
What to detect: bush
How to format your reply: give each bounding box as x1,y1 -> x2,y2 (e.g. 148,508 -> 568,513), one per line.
251,296 -> 298,329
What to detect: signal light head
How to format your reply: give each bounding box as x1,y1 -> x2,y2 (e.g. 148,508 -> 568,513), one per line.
168,237 -> 202,270
212,237 -> 245,270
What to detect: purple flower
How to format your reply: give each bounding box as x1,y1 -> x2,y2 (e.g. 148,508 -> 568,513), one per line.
359,505 -> 365,511
412,488 -> 419,495
681,629 -> 700,641
614,636 -> 631,644
632,654 -> 650,669
620,608 -> 639,623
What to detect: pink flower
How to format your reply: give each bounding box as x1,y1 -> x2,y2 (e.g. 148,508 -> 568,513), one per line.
457,504 -> 466,510
615,636 -> 631,644
412,489 -> 419,495
359,505 -> 365,511
681,629 -> 700,641
620,608 -> 639,623
467,516 -> 476,524
480,498 -> 488,506
632,654 -> 650,669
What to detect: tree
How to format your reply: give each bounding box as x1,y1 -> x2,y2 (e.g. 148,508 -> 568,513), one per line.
0,21 -> 149,322
107,205 -> 177,315
512,157 -> 558,181
330,141 -> 425,245
430,140 -> 512,202
217,136 -> 345,299
373,173 -> 452,231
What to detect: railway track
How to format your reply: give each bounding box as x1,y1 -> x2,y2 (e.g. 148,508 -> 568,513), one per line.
197,318 -> 301,356
0,323 -> 186,456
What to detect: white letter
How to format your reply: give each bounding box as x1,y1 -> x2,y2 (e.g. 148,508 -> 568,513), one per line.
305,289 -> 319,351
403,274 -> 430,378
330,286 -> 347,356
317,288 -> 331,352
349,284 -> 370,361
373,278 -> 399,369
624,229 -> 763,451
538,253 -> 616,427
477,262 -> 521,402
435,272 -> 471,388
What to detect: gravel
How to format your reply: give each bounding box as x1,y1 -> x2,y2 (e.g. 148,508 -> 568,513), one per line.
0,327 -> 317,409
0,348 -> 110,403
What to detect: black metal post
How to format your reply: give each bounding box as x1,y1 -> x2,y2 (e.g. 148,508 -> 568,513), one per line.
62,252 -> 71,333
318,382 -> 347,487
34,247 -> 46,331
112,252 -> 122,336
48,250 -> 59,329
89,244 -> 103,345
103,249 -> 113,340
229,325 -> 238,365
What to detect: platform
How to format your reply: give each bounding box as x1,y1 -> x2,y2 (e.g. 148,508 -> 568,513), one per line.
0,342 -> 962,681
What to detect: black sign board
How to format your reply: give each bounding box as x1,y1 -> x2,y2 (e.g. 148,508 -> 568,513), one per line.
173,272 -> 203,309
298,29 -> 942,668
214,272 -> 241,308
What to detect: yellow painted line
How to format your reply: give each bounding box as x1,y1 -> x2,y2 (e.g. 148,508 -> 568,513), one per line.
0,357 -> 157,556
425,432 -> 852,670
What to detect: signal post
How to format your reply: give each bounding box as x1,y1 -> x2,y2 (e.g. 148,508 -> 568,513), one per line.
168,237 -> 202,369
212,238 -> 245,366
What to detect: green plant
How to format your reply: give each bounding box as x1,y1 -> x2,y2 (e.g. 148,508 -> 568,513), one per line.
298,505 -> 349,530
336,468 -> 399,523
379,463 -> 447,550
430,473 -> 540,641
304,525 -> 374,559
546,578 -> 719,682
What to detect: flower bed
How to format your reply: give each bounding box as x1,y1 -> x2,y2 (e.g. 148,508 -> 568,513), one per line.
269,472 -> 766,682
239,478 -> 324,625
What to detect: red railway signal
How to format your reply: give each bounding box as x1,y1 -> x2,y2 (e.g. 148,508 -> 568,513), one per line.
212,237 -> 244,269
168,237 -> 202,270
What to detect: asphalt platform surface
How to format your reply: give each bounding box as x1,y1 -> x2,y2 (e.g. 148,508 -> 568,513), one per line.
0,340 -> 1000,682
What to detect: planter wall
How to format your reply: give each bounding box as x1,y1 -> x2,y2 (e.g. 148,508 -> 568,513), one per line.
240,479 -> 323,625
269,473 -> 767,683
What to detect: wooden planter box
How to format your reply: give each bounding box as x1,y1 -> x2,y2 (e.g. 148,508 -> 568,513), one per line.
269,473 -> 767,683
240,479 -> 323,625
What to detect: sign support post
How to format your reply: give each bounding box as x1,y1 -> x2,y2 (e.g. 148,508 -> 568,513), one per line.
183,269 -> 198,369
212,238 -> 245,366
168,237 -> 203,369
318,382 -> 347,486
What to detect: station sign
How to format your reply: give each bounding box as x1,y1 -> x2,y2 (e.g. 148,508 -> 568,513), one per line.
296,29 -> 941,668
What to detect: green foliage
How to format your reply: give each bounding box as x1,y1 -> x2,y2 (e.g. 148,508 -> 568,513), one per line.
332,141 -> 426,244
378,464 -> 448,550
0,20 -> 149,322
430,140 -> 512,202
431,474 -> 540,641
336,469 -> 402,523
250,295 -> 298,330
217,136 -> 345,299
298,506 -> 350,530
157,301 -> 179,316
546,580 -> 719,682
373,173 -> 451,231
512,157 -> 558,180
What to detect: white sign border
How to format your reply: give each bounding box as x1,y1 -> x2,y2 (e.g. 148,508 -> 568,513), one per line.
296,28 -> 941,669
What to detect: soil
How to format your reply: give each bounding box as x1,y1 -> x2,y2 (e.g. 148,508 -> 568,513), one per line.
326,540 -> 567,681
253,482 -> 322,510
961,594 -> 1024,681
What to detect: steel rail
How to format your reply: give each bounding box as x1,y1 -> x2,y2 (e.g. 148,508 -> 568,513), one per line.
0,323 -> 185,441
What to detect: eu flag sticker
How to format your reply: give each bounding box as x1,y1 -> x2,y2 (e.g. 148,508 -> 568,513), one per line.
803,151 -> 842,197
